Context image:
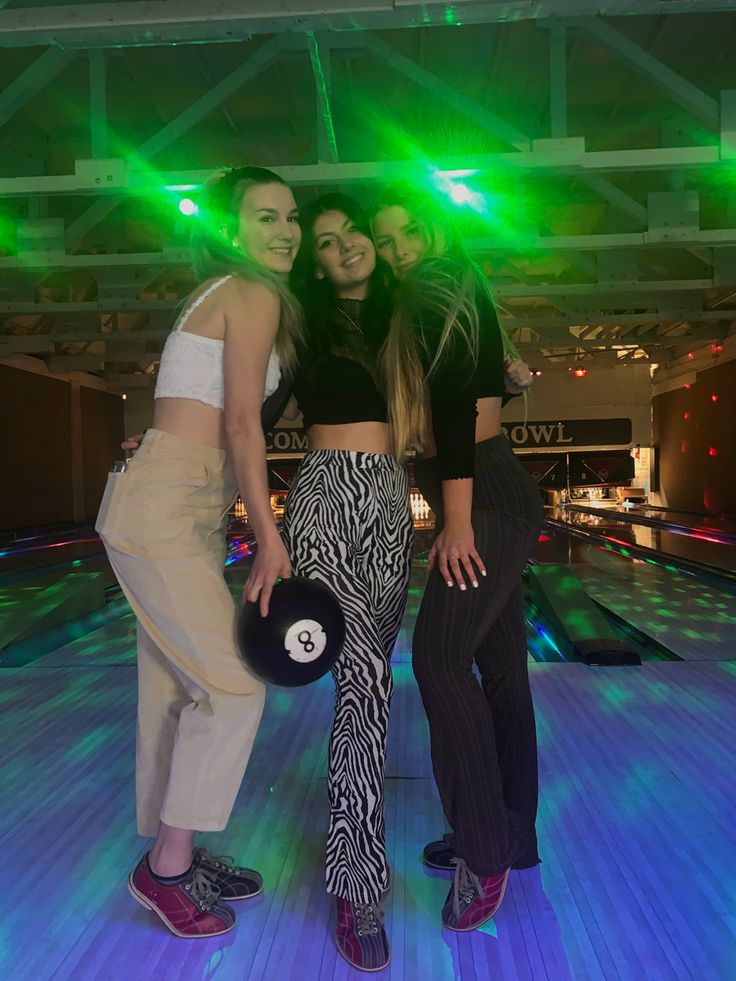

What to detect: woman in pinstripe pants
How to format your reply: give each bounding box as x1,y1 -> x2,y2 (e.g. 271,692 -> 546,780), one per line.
372,186 -> 543,934
282,194 -> 413,972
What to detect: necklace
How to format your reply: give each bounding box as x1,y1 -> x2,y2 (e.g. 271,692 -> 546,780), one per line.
337,305 -> 364,336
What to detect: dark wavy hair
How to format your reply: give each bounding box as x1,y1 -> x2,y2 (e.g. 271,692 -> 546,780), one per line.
291,193 -> 395,351
189,166 -> 303,372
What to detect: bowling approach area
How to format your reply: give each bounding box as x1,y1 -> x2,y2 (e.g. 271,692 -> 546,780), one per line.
1,547 -> 734,981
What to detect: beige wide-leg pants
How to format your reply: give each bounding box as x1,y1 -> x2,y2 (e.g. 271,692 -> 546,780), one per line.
96,429 -> 265,836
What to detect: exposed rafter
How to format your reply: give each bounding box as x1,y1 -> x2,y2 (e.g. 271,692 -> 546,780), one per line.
1,8 -> 735,373
306,32 -> 339,164
570,15 -> 721,128
2,1 -> 736,49
0,47 -> 75,127
88,50 -> 107,159
0,141 -> 728,202
65,36 -> 285,249
355,32 -> 530,152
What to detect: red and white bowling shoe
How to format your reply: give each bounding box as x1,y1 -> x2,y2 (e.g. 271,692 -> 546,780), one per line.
128,853 -> 236,938
441,858 -> 510,932
335,897 -> 390,972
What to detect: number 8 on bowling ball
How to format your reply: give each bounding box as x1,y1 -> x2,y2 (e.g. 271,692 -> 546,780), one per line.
237,577 -> 345,687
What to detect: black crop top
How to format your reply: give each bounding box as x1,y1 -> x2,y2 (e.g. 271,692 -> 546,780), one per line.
293,299 -> 389,431
413,258 -> 506,481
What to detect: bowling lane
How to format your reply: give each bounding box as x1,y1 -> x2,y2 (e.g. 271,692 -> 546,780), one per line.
550,507 -> 736,583
0,526 -> 110,582
562,503 -> 736,546
532,528 -> 736,661
628,504 -> 736,533
1,551 -> 735,979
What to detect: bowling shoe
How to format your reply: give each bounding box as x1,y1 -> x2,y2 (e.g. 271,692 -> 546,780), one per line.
128,853 -> 235,938
423,833 -> 455,871
441,858 -> 510,932
335,897 -> 390,972
424,833 -> 540,872
192,846 -> 263,900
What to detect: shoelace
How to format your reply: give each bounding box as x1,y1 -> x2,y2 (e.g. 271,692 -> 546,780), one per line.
194,846 -> 242,875
354,902 -> 383,937
451,858 -> 485,920
184,866 -> 222,912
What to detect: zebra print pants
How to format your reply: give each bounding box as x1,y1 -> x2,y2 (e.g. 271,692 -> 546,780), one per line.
282,450 -> 414,905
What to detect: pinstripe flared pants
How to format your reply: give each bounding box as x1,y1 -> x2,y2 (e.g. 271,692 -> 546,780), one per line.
282,450 -> 414,905
413,434 -> 544,877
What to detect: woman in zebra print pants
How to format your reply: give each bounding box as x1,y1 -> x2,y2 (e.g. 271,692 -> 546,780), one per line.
283,194 -> 414,972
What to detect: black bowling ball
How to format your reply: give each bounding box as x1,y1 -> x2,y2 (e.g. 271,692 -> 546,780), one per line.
237,576 -> 345,687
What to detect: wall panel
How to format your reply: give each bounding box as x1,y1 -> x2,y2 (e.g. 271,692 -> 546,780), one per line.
1,364 -> 73,529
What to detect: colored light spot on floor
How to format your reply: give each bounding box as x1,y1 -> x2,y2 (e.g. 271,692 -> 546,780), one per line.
600,682 -> 633,709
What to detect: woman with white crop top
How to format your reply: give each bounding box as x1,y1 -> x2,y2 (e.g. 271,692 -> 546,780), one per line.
95,166 -> 303,940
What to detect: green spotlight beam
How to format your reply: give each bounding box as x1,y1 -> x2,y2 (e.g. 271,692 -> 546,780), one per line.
65,36 -> 284,249
349,96 -> 541,248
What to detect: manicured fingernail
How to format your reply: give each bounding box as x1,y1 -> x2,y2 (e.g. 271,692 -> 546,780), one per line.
446,580 -> 453,587
472,580 -> 479,588
460,583 -> 467,591
481,570 -> 487,577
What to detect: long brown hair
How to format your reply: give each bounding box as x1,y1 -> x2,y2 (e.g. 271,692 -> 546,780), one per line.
370,185 -> 519,461
189,166 -> 303,373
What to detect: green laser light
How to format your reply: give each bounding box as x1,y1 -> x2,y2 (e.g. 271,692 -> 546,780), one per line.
448,183 -> 474,205
178,198 -> 199,217
431,170 -> 486,213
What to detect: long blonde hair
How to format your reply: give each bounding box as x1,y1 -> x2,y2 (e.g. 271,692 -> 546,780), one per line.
371,186 -> 519,461
189,166 -> 303,373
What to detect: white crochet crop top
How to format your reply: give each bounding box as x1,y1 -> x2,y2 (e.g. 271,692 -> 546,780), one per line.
154,275 -> 281,410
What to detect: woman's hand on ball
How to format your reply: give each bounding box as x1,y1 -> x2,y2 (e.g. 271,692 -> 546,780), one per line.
245,535 -> 292,617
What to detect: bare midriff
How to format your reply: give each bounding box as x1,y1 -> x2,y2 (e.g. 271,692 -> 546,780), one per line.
420,395 -> 503,461
152,397 -> 227,449
307,421 -> 392,456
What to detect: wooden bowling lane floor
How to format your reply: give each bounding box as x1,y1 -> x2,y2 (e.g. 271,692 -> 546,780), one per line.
544,544 -> 736,662
1,567 -> 735,979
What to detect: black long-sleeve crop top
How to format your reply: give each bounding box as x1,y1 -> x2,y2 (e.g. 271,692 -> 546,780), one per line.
292,299 -> 389,431
292,266 -> 507,477
413,258 -> 506,481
